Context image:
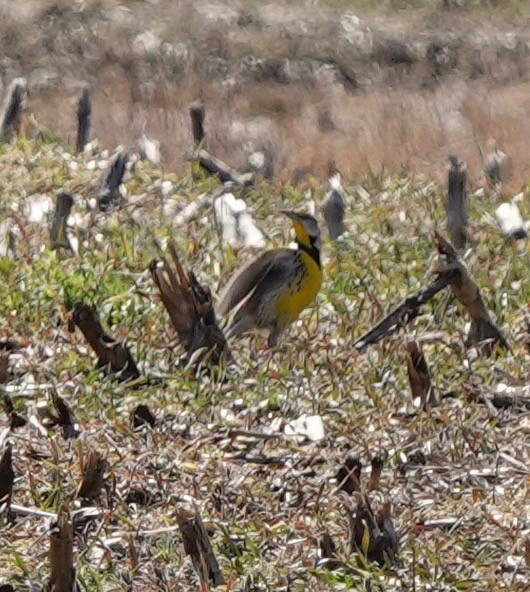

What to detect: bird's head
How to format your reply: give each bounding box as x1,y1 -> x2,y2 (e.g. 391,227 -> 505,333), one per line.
281,211 -> 321,253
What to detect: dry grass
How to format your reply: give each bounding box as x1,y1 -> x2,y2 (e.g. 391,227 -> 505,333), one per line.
31,77 -> 530,191
0,131 -> 529,590
1,0 -> 530,187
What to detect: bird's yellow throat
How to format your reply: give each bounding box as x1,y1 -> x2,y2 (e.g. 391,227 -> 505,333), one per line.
276,248 -> 323,324
292,220 -> 311,249
292,219 -> 321,268
274,218 -> 323,325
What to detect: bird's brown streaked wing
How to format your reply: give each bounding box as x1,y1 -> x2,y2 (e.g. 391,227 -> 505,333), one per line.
234,251 -> 299,321
224,252 -> 299,338
216,249 -> 294,316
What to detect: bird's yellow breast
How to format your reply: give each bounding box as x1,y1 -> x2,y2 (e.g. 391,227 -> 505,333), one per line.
275,251 -> 322,324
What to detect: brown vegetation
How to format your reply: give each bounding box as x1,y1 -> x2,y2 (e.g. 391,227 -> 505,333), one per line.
1,1 -> 530,186
1,4 -> 530,590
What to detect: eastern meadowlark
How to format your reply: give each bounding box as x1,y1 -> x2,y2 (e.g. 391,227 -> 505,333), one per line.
216,211 -> 322,347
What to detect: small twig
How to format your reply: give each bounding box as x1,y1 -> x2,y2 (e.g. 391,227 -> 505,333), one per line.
9,504 -> 101,521
225,428 -> 282,441
10,505 -> 57,520
226,453 -> 288,466
138,525 -> 181,538
421,517 -> 462,530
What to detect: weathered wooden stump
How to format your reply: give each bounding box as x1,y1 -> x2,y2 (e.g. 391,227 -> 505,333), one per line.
76,87 -> 91,153
446,155 -> 468,251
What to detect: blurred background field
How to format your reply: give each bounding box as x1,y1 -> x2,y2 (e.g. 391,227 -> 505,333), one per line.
2,0 -> 530,186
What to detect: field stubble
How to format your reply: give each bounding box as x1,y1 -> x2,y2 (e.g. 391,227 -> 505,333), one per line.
0,133 -> 528,589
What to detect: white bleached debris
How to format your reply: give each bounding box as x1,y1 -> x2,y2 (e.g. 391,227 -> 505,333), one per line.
27,194 -> 53,223
248,151 -> 265,171
0,221 -> 8,256
0,219 -> 17,256
132,31 -> 161,56
237,211 -> 266,249
137,135 -> 161,166
219,408 -> 236,423
495,382 -> 530,397
495,202 -> 527,240
68,235 -> 79,255
174,192 -> 212,225
285,414 -> 325,442
173,189 -> 265,249
160,181 -> 173,197
214,193 -> 239,246
306,199 -> 316,216
340,13 -> 374,54
356,185 -> 371,201
214,192 -> 265,249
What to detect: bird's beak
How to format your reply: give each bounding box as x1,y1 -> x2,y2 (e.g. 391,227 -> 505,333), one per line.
281,210 -> 300,221
281,210 -> 310,246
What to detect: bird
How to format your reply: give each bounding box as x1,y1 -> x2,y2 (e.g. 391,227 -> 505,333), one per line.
216,211 -> 322,347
